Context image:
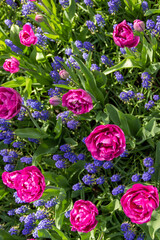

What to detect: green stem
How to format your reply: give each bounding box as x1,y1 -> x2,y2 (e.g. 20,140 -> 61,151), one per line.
22,105 -> 43,133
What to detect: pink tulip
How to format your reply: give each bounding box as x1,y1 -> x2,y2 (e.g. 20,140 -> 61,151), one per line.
3,57 -> 20,73
85,124 -> 126,161
19,24 -> 37,47
113,20 -> 140,48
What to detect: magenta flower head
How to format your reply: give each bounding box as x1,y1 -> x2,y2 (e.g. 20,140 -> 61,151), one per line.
19,24 -> 37,47
0,87 -> 22,119
2,171 -> 21,189
2,166 -> 46,203
62,89 -> 93,115
85,124 -> 126,161
133,19 -> 145,32
35,15 -> 44,22
15,166 -> 46,202
113,20 -> 140,48
121,184 -> 159,224
3,57 -> 20,73
70,200 -> 98,233
49,96 -> 61,106
59,69 -> 69,79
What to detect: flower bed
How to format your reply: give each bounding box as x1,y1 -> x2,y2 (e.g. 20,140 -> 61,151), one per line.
0,0 -> 160,239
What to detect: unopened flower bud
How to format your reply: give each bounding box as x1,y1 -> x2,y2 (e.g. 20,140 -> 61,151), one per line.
49,96 -> 61,106
35,15 -> 44,23
133,20 -> 145,32
59,70 -> 69,79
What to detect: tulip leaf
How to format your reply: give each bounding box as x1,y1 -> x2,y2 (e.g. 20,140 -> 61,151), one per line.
103,58 -> 142,75
14,128 -> 47,139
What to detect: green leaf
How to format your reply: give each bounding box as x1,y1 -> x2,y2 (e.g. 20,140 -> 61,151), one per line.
0,188 -> 9,200
103,58 -> 141,75
145,9 -> 160,16
32,139 -> 58,166
44,33 -> 59,40
41,0 -> 52,11
124,114 -> 141,137
101,199 -> 121,213
34,2 -> 50,17
106,104 -> 141,137
92,70 -> 108,88
24,78 -> 32,98
41,187 -> 61,201
144,63 -> 160,75
54,118 -> 62,139
147,211 -> 160,239
55,198 -> 67,229
141,36 -> 148,65
38,229 -> 59,240
0,230 -> 23,240
80,232 -> 91,240
14,128 -> 47,139
1,77 -> 26,88
53,84 -> 76,90
10,24 -> 23,49
65,161 -> 86,182
73,56 -> 104,104
137,119 -> 160,143
153,141 -> 160,187
50,0 -> 57,15
48,173 -> 70,189
52,226 -> 69,239
65,0 -> 76,22
105,104 -> 121,126
64,137 -> 78,147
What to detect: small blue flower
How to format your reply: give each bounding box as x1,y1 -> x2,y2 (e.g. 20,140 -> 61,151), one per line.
142,172 -> 151,181
131,174 -> 141,182
72,183 -> 83,191
143,157 -> 154,167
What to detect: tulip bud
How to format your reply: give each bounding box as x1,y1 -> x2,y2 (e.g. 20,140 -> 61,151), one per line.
59,69 -> 69,79
133,20 -> 145,32
49,96 -> 61,106
35,15 -> 44,23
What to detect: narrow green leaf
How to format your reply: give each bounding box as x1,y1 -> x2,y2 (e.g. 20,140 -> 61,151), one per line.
153,141 -> 160,187
67,0 -> 76,21
54,118 -> 62,139
0,230 -> 23,240
44,33 -> 59,40
34,2 -> 50,16
101,199 -> 121,213
53,84 -> 76,90
52,225 -> 70,239
73,56 -> 104,104
103,58 -> 141,75
38,229 -> 57,240
1,77 -> 26,88
50,0 -> 57,15
145,9 -> 160,16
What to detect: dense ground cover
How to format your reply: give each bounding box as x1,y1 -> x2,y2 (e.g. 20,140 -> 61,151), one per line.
1,0 -> 160,239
